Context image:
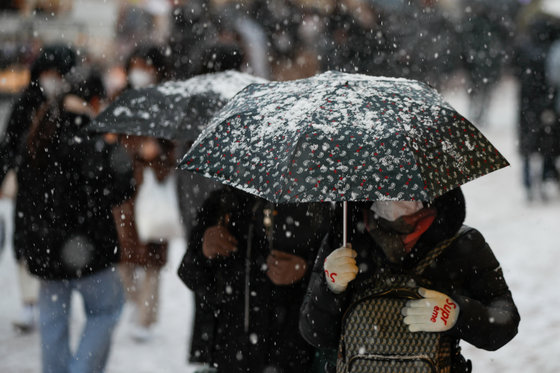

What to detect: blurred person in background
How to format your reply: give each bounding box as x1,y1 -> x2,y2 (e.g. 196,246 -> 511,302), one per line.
167,0 -> 217,80
459,0 -> 516,126
513,13 -> 560,201
0,44 -> 75,334
1,44 -> 135,373
111,44 -> 178,342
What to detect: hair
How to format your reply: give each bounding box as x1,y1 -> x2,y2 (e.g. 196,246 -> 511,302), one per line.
30,44 -> 77,82
67,68 -> 106,102
197,42 -> 245,74
421,187 -> 466,246
125,44 -> 168,81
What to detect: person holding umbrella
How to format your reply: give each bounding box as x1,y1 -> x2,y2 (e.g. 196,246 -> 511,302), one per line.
110,44 -> 179,342
179,70 -> 521,373
299,187 -> 520,372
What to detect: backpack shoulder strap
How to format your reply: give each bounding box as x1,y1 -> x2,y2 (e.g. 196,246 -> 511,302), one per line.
412,225 -> 472,275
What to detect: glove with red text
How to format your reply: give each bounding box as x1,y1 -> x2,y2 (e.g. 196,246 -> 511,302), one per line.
323,244 -> 359,294
401,287 -> 460,332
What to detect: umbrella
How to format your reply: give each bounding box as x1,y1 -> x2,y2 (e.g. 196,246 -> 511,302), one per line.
88,70 -> 267,141
179,71 -> 509,243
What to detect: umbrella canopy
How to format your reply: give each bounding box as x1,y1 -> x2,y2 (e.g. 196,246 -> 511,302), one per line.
180,71 -> 509,204
88,70 -> 267,141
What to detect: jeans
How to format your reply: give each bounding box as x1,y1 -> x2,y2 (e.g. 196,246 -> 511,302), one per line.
39,267 -> 124,373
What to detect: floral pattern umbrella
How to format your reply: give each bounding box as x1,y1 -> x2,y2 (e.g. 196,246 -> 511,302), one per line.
180,71 -> 509,204
88,70 -> 267,141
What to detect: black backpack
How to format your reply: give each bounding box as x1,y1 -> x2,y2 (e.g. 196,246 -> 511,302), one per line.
336,234 -> 461,373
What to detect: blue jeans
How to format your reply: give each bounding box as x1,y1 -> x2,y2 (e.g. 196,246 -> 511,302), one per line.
39,268 -> 124,373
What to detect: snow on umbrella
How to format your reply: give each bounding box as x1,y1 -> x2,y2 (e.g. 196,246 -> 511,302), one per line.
88,70 -> 267,141
179,71 -> 509,241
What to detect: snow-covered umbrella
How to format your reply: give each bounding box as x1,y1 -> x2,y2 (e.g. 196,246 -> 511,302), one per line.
180,71 -> 509,243
88,70 -> 267,141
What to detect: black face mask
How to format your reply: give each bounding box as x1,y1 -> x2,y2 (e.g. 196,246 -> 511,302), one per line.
365,209 -> 416,263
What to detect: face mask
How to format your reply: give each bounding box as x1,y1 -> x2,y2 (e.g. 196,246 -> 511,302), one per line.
366,210 -> 413,263
128,68 -> 156,89
39,76 -> 65,98
366,207 -> 437,263
370,201 -> 424,222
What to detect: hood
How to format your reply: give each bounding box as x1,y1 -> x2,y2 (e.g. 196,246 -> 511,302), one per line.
417,187 -> 466,249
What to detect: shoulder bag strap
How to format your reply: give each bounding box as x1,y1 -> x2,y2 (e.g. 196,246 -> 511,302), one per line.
412,226 -> 471,275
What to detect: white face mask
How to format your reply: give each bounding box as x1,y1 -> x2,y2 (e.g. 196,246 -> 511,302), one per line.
39,76 -> 65,98
371,201 -> 424,222
128,68 -> 156,89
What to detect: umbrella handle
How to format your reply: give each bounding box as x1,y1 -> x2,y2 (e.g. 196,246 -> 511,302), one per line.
343,201 -> 347,247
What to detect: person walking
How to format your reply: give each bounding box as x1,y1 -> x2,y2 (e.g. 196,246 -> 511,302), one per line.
111,44 -> 177,342
0,44 -> 75,334
513,14 -> 560,201
112,134 -> 176,341
178,186 -> 332,373
299,187 -> 520,372
1,49 -> 135,373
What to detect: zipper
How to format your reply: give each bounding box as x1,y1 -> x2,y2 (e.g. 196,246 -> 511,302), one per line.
243,200 -> 263,334
243,222 -> 253,333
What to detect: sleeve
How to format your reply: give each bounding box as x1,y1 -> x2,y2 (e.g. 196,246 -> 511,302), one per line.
298,232 -> 350,350
176,188 -> 229,305
82,136 -> 136,207
0,91 -> 42,182
449,229 -> 520,351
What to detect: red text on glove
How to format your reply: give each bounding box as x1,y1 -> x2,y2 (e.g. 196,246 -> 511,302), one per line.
430,298 -> 457,326
324,269 -> 337,283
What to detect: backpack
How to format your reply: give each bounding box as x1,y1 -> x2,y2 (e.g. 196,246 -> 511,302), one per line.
336,234 -> 460,373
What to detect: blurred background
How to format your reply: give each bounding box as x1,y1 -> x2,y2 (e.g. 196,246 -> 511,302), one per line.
0,0 -> 559,372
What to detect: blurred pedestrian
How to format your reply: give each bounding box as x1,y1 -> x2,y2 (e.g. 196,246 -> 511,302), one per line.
178,187 -> 332,373
513,14 -> 560,201
0,44 -> 76,334
113,134 -> 176,342
112,44 -> 177,342
459,1 -> 512,126
168,0 -> 217,80
299,188 -> 520,372
2,46 -> 135,372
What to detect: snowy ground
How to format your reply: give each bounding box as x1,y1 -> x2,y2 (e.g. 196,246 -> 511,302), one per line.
0,74 -> 559,372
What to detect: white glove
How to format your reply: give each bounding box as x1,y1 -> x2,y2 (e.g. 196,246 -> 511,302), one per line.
323,244 -> 358,294
401,287 -> 460,332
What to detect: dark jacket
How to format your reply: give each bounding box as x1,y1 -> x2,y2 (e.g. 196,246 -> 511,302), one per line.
514,17 -> 560,157
178,187 -> 332,373
1,44 -> 77,182
299,190 -> 520,371
14,106 -> 134,280
0,85 -> 46,183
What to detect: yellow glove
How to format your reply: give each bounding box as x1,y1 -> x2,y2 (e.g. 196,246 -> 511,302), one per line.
323,244 -> 358,294
402,287 -> 460,332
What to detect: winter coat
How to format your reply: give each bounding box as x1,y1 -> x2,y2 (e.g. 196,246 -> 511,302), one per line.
9,104 -> 135,280
299,190 -> 520,372
0,44 -> 78,261
112,136 -> 176,268
178,186 -> 333,373
0,85 -> 46,184
514,18 -> 560,157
